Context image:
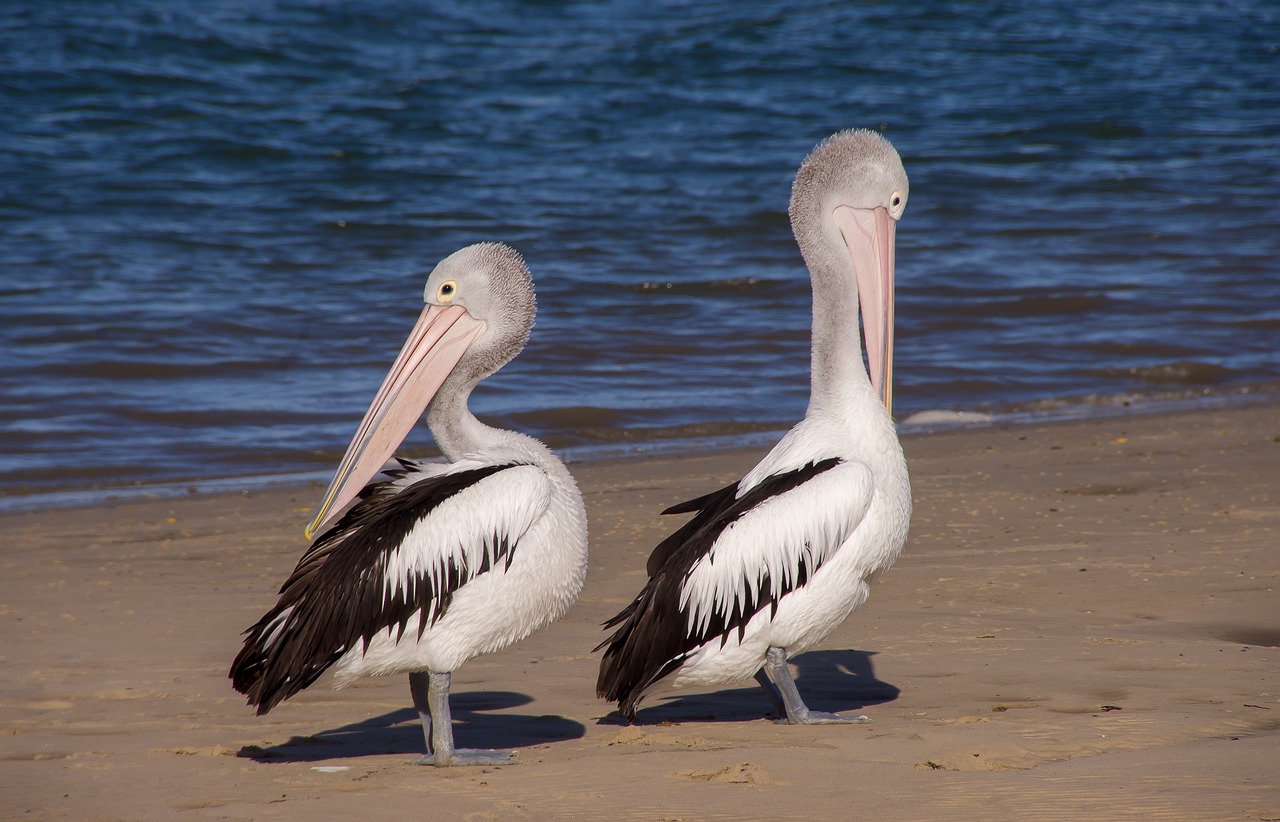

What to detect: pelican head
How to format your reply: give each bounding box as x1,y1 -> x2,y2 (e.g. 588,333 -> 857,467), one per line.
789,129 -> 908,413
305,242 -> 535,540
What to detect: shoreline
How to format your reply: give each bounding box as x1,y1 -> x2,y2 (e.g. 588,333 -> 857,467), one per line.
2,401 -> 1278,819
3,389 -> 1275,519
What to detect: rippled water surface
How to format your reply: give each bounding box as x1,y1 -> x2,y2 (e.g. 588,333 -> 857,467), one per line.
2,1 -> 1277,504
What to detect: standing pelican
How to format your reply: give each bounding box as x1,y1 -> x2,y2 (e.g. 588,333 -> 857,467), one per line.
231,243 -> 588,765
596,129 -> 911,724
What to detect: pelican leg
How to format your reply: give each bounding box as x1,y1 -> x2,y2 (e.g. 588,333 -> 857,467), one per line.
754,668 -> 786,718
764,647 -> 870,726
410,671 -> 434,755
408,671 -> 517,766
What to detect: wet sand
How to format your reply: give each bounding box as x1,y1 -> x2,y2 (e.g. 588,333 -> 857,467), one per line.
2,403 -> 1278,821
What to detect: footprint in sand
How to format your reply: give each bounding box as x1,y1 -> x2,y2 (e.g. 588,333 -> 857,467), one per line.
671,762 -> 785,785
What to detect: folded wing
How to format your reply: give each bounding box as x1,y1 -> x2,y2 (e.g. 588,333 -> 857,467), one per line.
231,460 -> 551,713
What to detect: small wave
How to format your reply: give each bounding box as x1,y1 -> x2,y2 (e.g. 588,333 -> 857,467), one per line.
900,410 -> 996,428
505,405 -> 631,430
979,380 -> 1280,419
491,407 -> 791,451
986,292 -> 1110,316
1101,360 -> 1234,386
118,408 -> 329,427
553,419 -> 784,446
630,277 -> 788,296
0,470 -> 330,517
37,359 -> 295,380
588,420 -> 782,442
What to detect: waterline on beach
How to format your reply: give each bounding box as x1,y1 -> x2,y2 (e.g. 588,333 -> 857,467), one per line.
4,388 -> 1273,517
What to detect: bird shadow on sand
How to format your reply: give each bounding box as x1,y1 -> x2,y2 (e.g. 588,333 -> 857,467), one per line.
237,689 -> 585,763
600,649 -> 899,725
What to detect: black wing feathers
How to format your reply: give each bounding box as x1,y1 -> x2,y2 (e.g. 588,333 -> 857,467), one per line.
230,462 -> 519,714
645,480 -> 740,576
596,458 -> 841,720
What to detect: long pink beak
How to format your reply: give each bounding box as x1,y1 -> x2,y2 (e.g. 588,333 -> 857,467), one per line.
305,303 -> 486,540
833,205 -> 896,414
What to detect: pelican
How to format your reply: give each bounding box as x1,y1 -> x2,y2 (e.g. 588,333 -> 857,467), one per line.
230,243 -> 588,765
596,129 -> 911,724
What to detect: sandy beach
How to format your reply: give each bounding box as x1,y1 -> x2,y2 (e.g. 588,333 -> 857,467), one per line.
2,402 -> 1277,821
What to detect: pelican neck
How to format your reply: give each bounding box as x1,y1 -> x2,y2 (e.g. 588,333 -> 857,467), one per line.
806,254 -> 877,420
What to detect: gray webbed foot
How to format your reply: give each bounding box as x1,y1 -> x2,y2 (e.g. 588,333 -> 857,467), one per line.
411,749 -> 517,767
762,646 -> 872,726
773,709 -> 871,725
409,670 -> 520,767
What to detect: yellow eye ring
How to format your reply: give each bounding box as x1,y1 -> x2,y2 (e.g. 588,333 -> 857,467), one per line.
436,280 -> 458,303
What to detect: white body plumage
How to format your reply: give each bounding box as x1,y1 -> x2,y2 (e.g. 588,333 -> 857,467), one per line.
323,436 -> 587,685
671,402 -> 910,691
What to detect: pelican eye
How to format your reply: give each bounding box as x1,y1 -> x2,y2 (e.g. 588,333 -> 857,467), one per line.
436,280 -> 458,303
888,191 -> 905,217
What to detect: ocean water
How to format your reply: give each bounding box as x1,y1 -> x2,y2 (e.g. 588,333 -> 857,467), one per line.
2,1 -> 1277,507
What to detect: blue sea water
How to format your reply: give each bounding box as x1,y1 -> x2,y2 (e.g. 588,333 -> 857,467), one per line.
1,1 -> 1277,507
